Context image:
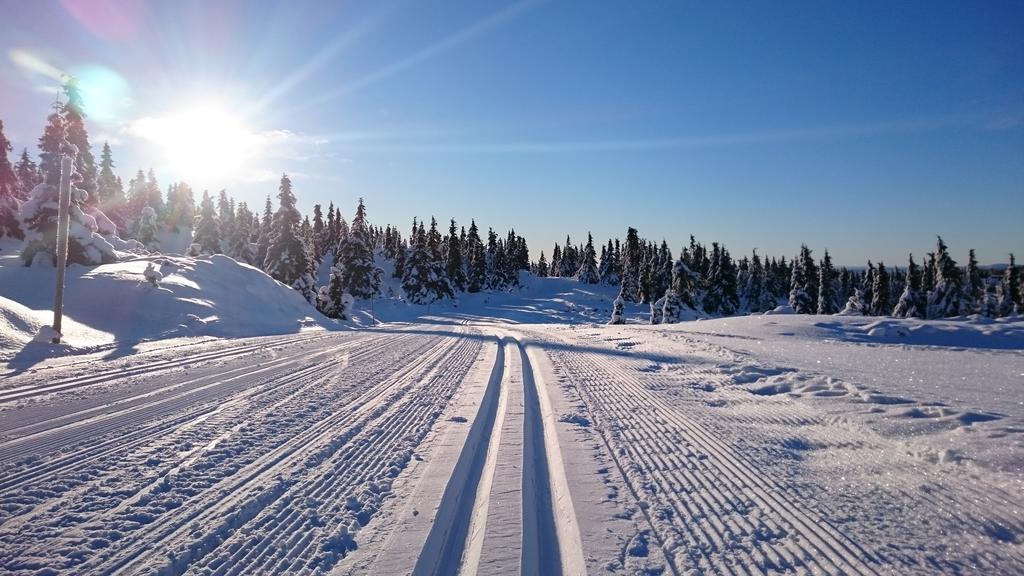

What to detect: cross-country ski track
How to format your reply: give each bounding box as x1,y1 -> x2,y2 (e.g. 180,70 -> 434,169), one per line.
1,317 -> 1022,575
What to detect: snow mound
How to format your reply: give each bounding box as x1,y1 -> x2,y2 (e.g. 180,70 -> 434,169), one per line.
1,253 -> 333,359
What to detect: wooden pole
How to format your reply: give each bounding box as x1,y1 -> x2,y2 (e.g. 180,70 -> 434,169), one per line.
52,155 -> 73,344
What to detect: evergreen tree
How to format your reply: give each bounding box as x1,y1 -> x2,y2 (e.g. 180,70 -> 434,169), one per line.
744,250 -> 775,313
21,110 -> 119,265
426,217 -> 454,300
926,236 -> 965,318
893,254 -> 925,318
466,220 -> 486,292
136,206 -> 159,249
61,78 -> 97,203
336,198 -> 381,299
816,250 -> 838,314
718,247 -> 740,315
0,120 -> 23,239
256,195 -> 273,267
997,254 -> 1019,317
317,263 -> 351,319
164,182 -> 194,233
145,169 -> 163,217
964,249 -> 983,314
263,174 -> 308,286
619,227 -> 642,302
191,190 -> 221,254
871,262 -> 890,316
550,244 -> 562,277
446,218 -> 467,291
228,202 -> 255,264
608,293 -> 625,324
312,203 -> 326,262
402,222 -> 433,303
14,148 -> 39,200
536,251 -> 549,277
576,232 -> 600,284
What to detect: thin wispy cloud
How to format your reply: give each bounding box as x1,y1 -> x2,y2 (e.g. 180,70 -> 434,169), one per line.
290,0 -> 543,114
353,114 -> 984,154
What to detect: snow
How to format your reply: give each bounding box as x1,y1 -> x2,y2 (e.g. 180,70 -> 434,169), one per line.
0,247 -> 332,363
0,253 -> 1021,575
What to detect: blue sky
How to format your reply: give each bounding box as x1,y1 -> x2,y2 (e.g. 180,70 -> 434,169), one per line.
1,0 -> 1021,265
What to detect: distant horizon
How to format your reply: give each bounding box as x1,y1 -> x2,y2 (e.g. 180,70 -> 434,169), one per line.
2,0 -> 1021,265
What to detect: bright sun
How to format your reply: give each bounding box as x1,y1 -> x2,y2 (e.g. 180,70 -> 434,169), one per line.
137,102 -> 258,183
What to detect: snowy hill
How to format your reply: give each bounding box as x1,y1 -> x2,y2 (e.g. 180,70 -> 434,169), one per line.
0,249 -> 330,361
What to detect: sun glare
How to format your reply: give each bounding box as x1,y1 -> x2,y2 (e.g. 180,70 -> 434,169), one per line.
138,102 -> 258,183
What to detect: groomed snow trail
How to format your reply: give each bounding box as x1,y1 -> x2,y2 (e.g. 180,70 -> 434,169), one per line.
407,334 -> 584,576
0,327 -> 482,575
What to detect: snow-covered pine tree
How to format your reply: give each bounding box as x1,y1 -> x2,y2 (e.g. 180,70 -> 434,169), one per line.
218,190 -> 236,253
228,202 -> 255,264
619,227 -> 642,302
446,218 -> 467,291
263,174 -> 308,286
94,141 -> 129,233
61,78 -> 98,204
558,235 -> 577,278
576,232 -> 600,284
191,190 -> 221,254
650,293 -> 666,324
256,195 -> 273,268
20,105 -> 122,266
997,254 -> 1019,317
964,249 -> 983,314
702,243 -> 723,314
336,198 -> 381,299
744,250 -> 775,313
893,254 -> 925,318
536,251 -> 549,277
550,244 -> 562,277
312,203 -> 326,263
788,244 -> 817,313
980,280 -> 999,318
464,220 -> 484,292
316,263 -> 350,319
926,236 -> 965,318
0,120 -> 23,240
402,221 -> 432,303
426,217 -> 454,301
145,169 -> 163,219
164,182 -> 195,233
14,148 -> 39,200
816,250 -> 838,314
609,292 -> 625,324
136,205 -> 159,250
718,247 -> 740,315
871,262 -> 890,316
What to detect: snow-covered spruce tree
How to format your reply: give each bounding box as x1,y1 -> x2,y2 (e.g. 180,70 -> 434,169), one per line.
263,174 -> 308,286
536,251 -> 549,277
744,250 -> 775,313
336,198 -> 381,299
871,262 -> 890,316
997,254 -> 1019,317
316,262 -> 350,319
816,250 -> 839,314
312,203 -> 326,263
14,147 -> 40,200
20,107 -> 120,266
228,202 -> 255,264
926,236 -> 965,318
191,190 -> 221,255
788,244 -> 818,313
465,220 -> 485,292
0,120 -> 23,240
576,232 -> 600,284
256,195 -> 273,268
402,221 -> 433,304
95,141 -> 129,233
446,218 -> 467,292
485,228 -> 503,290
426,217 -> 455,301
550,244 -> 561,277
608,292 -> 626,324
164,182 -> 195,233
216,190 -> 234,252
61,78 -> 98,204
136,206 -> 159,250
718,247 -> 740,316
619,227 -> 642,302
650,293 -> 666,325
558,235 -> 577,278
893,254 -> 925,318
661,288 -> 686,324
980,281 -> 999,318
964,249 -> 983,314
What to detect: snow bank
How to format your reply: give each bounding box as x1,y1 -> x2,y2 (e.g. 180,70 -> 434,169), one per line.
0,251 -> 331,359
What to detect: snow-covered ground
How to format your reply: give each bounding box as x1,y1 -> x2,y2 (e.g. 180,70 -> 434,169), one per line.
1,259 -> 1022,574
